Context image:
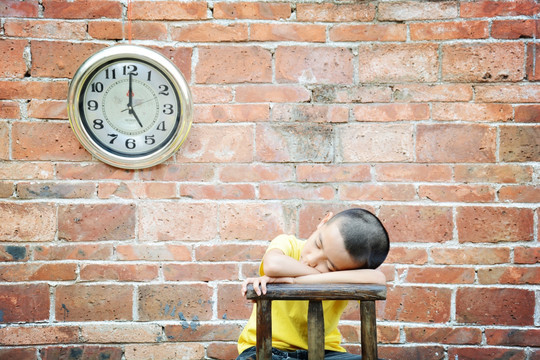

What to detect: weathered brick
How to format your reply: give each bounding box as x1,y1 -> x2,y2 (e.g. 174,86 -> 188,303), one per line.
475,84 -> 540,103
116,244 -> 191,261
296,3 -> 375,22
379,205 -> 453,243
393,84 -> 473,102
0,284 -> 49,323
0,263 -> 77,282
383,286 -> 452,323
499,125 -> 540,162
442,43 -> 525,82
385,246 -> 428,265
0,181 -> 14,198
5,19 -> 87,40
132,1 -> 206,20
485,328 -> 540,347
41,346 -> 122,360
43,0 -> 122,19
214,2 -> 290,20
478,266 -> 540,285
0,101 -> 20,119
261,183 -> 335,201
164,323 -> 243,341
164,263 -> 238,282
338,124 -> 414,162
195,243 -> 266,262
297,164 -> 371,183
251,23 -> 325,42
379,346 -> 446,360
130,21 -> 167,41
515,105 -> 540,123
206,343 -> 239,360
17,181 -> 95,199
139,202 -> 217,241
81,323 -> 161,343
461,0 -> 539,17
418,185 -> 496,203
0,325 -> 78,345
514,246 -> 540,264
410,21 -> 489,41
56,284 -> 133,321
405,326 -> 482,345
431,247 -> 510,265
196,46 -> 271,84
379,1 -> 457,21
0,122 -> 9,160
330,23 -> 406,42
217,283 -> 253,320
0,245 -> 29,262
80,264 -> 159,282
195,104 -> 269,123
492,19 -> 536,39
172,23 -> 248,42
454,164 -> 533,184
0,202 -> 56,242
191,85 -> 234,103
138,284 -> 213,321
256,123 -> 334,162
527,43 -> 540,81
0,348 -> 37,360
152,46 -> 192,82
88,20 -> 123,40
0,80 -> 68,100
27,100 -> 67,119
181,183 -> 255,200
375,164 -> 452,182
416,124 -> 496,163
353,103 -> 429,122
457,207 -> 534,243
0,39 -> 27,78
456,287 -> 534,325
236,85 -> 311,103
272,104 -> 348,123
276,46 -> 354,84
0,0 -> 39,18
139,164 -> 215,182
56,163 -> 134,180
404,266 -> 475,284
220,164 -> 293,182
313,85 -> 392,104
98,181 -> 177,200
358,44 -> 438,82
34,244 -> 113,261
0,162 -> 54,180
432,103 -> 513,122
498,185 -> 540,203
340,184 -> 416,201
124,343 -> 205,360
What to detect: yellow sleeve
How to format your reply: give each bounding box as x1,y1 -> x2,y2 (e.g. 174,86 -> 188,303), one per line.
259,234 -> 300,276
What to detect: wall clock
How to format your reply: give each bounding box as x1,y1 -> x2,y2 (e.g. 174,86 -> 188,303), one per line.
67,45 -> 192,169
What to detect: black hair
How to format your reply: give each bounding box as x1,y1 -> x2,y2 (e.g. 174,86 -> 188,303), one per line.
327,208 -> 389,269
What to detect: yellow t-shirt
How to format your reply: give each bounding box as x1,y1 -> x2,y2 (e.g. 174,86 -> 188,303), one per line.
237,234 -> 348,355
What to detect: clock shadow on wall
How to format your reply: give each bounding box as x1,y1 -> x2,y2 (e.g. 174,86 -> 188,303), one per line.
67,45 -> 193,170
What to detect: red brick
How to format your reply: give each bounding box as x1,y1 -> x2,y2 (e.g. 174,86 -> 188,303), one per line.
80,264 -> 159,282
358,44 -> 438,82
220,164 -> 293,182
12,122 -> 90,161
56,163 -> 134,181
43,0 -> 122,19
461,0 -> 539,17
515,105 -> 540,123
34,244 -> 113,261
98,181 -> 177,200
56,284 -> 133,321
164,323 -> 243,341
177,125 -> 254,163
0,245 -> 29,262
419,185 -> 496,202
393,84 -> 473,102
457,207 -> 534,243
0,202 -> 56,242
0,284 -> 49,323
330,23 -> 406,42
139,202 -> 217,241
17,181 -> 95,199
339,124 -> 414,162
138,284 -> 213,321
172,23 -> 248,42
217,283 -> 253,320
5,19 -> 87,40
431,246 -> 510,265
256,124 -> 333,162
475,84 -> 540,103
191,85 -> 234,103
298,203 -> 369,239
164,263 -> 238,282
0,348 -> 37,360
236,85 -> 310,103
80,323 -> 161,343
0,162 -> 54,180
405,266 -> 475,284
132,1 -> 206,20
297,164 -> 371,183
340,323 -> 400,344
296,3 -> 375,22
195,104 -> 269,123
151,46 -> 192,82
0,0 -> 39,17
527,43 -> 540,81
313,85 -> 392,104
499,185 -> 540,203
0,101 -> 20,119
27,100 -> 67,119
417,124 -> 496,163
124,343 -> 205,359
492,19 -> 536,39
353,103 -> 429,122
219,202 -> 292,241
251,23 -> 325,42
0,181 -> 14,198
0,80 -> 68,100
0,39 -> 27,79
207,343 -> 239,360
214,2 -> 290,20
379,346 -> 445,360
31,41 -> 106,78
0,325 -> 78,345
195,244 -> 266,262
410,21 -> 489,40
261,183 -> 335,201
500,125 -> 540,162
0,123 -> 9,160
272,104 -> 348,123
140,164 -> 215,182
181,183 -> 255,200
456,287 -> 534,325
514,246 -> 540,264
385,247 -> 428,265
442,43 -> 525,82
375,164 -> 452,182
478,266 -> 540,285
130,21 -> 167,41
432,103 -> 512,122
405,326 -> 482,344
88,20 -> 123,40
454,164 -> 533,184
58,203 -> 135,242
383,286 -> 452,323
340,184 -> 416,201
41,346 -> 122,360
379,1 -> 457,21
0,263 -> 77,282
196,46 -> 271,84
379,206 -> 453,243
485,328 -> 540,346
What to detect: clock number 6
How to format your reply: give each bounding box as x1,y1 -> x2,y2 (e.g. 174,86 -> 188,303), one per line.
126,138 -> 136,149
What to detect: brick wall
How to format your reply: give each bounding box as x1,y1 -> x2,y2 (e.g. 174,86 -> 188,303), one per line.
0,0 -> 539,359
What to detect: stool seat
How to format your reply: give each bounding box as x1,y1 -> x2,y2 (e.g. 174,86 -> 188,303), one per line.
246,283 -> 386,360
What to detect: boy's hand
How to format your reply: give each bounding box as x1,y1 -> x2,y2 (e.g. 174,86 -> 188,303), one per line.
241,275 -> 294,297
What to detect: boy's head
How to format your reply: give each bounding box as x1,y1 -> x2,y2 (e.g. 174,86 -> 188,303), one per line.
300,208 -> 389,273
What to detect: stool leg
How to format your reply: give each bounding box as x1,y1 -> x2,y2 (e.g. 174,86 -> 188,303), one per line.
308,300 -> 324,360
256,299 -> 272,360
360,300 -> 378,360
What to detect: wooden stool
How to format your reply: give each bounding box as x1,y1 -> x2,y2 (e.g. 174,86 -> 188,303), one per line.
246,283 -> 386,360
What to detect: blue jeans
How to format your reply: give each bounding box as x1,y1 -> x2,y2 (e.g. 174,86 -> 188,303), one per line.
236,346 -> 362,360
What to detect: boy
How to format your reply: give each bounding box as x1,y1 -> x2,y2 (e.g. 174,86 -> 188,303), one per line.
237,208 -> 390,360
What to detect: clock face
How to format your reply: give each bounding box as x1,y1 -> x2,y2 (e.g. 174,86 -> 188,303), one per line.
68,45 -> 192,169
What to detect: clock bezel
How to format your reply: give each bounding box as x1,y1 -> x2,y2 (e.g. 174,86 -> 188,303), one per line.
67,45 -> 192,170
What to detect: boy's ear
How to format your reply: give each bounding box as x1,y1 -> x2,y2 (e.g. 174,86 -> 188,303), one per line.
317,212 -> 334,229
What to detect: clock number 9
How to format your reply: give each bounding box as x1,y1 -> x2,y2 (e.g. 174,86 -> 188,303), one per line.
88,100 -> 99,111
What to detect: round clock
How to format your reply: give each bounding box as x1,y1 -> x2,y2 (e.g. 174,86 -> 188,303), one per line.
67,45 -> 192,169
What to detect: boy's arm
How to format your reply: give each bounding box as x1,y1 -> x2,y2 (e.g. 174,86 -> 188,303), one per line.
262,248 -> 320,277
292,268 -> 386,285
